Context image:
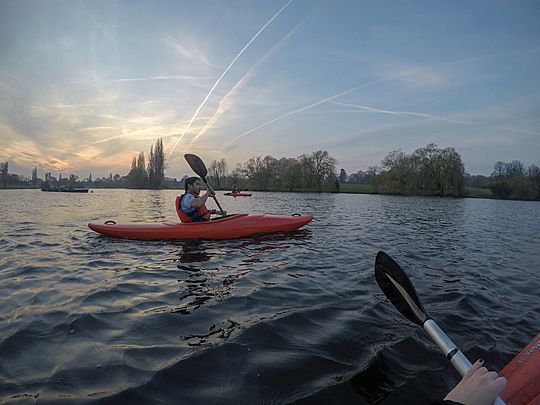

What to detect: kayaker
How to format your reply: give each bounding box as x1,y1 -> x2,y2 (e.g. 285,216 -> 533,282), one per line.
176,177 -> 226,222
431,359 -> 507,405
232,185 -> 240,193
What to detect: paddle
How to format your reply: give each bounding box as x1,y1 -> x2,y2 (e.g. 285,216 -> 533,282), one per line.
184,154 -> 225,215
374,251 -> 506,405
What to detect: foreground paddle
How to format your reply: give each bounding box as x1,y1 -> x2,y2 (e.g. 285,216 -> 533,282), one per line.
184,154 -> 225,215
374,251 -> 506,405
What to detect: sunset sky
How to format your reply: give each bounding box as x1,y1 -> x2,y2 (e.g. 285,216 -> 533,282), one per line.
1,0 -> 539,179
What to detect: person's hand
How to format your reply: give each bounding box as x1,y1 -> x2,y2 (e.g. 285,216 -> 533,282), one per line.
206,187 -> 215,198
218,210 -> 226,215
444,359 -> 506,405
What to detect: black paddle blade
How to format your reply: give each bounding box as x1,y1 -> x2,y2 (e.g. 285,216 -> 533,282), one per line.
184,154 -> 207,179
374,251 -> 428,326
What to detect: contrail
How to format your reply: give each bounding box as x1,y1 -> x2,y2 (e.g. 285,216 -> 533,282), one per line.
167,0 -> 295,159
331,101 -> 469,125
220,72 -> 410,150
189,16 -> 305,145
333,102 -> 540,135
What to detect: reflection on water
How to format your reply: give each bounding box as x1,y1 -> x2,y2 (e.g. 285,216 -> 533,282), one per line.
176,240 -> 212,266
0,189 -> 539,404
172,231 -> 312,325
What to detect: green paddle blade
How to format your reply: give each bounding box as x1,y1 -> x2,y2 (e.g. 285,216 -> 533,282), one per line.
374,251 -> 428,326
184,154 -> 208,179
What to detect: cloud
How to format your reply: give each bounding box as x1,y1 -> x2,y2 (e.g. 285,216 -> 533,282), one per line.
164,34 -> 214,68
344,52 -> 449,90
70,75 -> 214,85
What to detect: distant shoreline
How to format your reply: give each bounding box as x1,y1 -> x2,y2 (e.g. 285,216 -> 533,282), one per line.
3,185 -> 540,202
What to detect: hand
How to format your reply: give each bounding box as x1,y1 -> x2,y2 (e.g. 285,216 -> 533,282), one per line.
218,210 -> 226,215
444,359 -> 506,405
206,188 -> 215,198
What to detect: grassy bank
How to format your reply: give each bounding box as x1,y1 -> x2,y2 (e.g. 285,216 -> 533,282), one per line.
464,186 -> 493,198
338,183 -> 494,199
339,184 -> 375,193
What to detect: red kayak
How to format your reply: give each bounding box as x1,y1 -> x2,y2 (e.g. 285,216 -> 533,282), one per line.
88,213 -> 313,240
501,331 -> 540,404
224,192 -> 252,197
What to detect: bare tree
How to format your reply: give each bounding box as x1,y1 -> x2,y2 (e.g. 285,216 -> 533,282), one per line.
311,150 -> 337,192
208,159 -> 228,188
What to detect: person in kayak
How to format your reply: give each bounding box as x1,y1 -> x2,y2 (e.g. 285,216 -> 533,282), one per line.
231,185 -> 240,193
176,177 -> 226,222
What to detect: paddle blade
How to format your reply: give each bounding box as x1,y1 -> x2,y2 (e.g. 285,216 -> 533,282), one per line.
374,251 -> 428,326
184,154 -> 207,179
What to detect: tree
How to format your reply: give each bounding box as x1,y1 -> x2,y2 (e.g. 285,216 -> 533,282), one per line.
32,166 -> 38,187
1,162 -> 9,188
374,144 -> 465,196
491,161 -> 506,178
338,168 -> 348,184
348,168 -> 376,184
126,152 -> 148,188
209,159 -> 227,188
148,138 -> 166,189
69,174 -> 79,187
488,160 -> 537,200
505,160 -> 525,177
239,156 -> 278,189
376,150 -> 415,194
260,155 -> 278,189
276,157 -> 301,191
310,150 -> 337,191
297,154 -> 316,189
528,164 -> 540,200
465,173 -> 489,188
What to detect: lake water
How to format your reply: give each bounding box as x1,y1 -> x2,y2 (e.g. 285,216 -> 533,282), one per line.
1,189 -> 539,404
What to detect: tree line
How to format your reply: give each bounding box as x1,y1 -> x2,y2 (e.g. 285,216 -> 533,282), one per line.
338,145 -> 539,200
2,140 -> 538,200
373,143 -> 466,197
206,150 -> 338,192
0,138 -> 169,190
337,144 -> 466,198
486,161 -> 540,200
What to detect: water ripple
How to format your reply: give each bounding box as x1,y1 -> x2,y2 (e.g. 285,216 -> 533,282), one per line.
0,190 -> 539,404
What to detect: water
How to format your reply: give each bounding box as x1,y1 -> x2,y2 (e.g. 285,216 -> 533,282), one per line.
1,189 -> 539,404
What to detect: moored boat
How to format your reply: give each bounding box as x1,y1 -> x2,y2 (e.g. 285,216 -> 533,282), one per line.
88,213 -> 313,240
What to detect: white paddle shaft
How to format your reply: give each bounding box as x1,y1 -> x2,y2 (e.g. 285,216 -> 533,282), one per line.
423,319 -> 505,405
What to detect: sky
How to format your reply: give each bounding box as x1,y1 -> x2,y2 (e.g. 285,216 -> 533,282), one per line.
1,0 -> 539,179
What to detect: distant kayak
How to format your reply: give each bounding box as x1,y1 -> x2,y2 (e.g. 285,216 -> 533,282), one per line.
501,331 -> 540,405
88,213 -> 313,240
224,192 -> 252,197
